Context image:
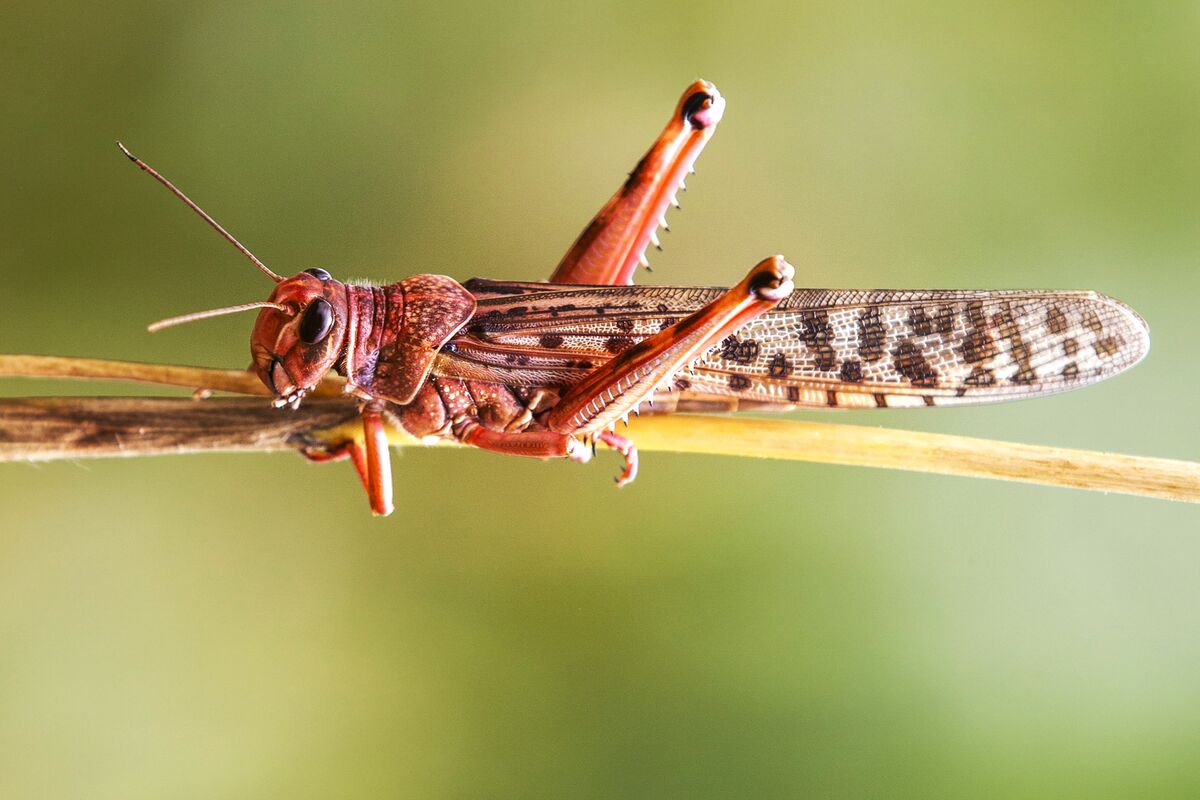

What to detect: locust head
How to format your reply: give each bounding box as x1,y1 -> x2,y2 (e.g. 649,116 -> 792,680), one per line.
147,267 -> 348,409
249,268 -> 348,409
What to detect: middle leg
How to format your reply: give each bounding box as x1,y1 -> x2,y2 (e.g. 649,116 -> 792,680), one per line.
451,419 -> 641,488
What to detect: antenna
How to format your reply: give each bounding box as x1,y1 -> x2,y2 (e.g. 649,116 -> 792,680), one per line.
117,142 -> 284,283
147,301 -> 292,333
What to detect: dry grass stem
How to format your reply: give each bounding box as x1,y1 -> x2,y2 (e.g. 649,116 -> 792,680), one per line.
2,354 -> 1197,503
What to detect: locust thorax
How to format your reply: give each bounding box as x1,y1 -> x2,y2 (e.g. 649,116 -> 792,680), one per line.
338,274 -> 479,406
251,268 -> 348,408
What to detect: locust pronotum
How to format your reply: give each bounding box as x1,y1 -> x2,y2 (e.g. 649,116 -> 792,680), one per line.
122,80 -> 1150,516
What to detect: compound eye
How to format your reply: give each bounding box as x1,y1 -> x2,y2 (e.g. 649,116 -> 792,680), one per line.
305,268 -> 332,281
298,298 -> 334,344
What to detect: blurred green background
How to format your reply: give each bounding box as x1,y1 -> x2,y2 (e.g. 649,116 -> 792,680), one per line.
2,2 -> 1198,797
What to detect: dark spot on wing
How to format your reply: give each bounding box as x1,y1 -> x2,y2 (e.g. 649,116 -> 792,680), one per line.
605,336 -> 633,353
768,352 -> 792,378
720,336 -> 760,364
959,328 -> 997,364
935,306 -> 955,335
463,279 -> 533,295
967,301 -> 988,328
992,307 -> 1036,383
910,306 -> 933,337
799,310 -> 837,370
892,341 -> 939,387
963,366 -> 995,387
1046,307 -> 1068,335
839,359 -> 864,383
1094,335 -> 1124,358
857,308 -> 886,362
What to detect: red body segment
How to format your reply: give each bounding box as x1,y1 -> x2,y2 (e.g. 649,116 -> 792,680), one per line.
340,276 -> 476,406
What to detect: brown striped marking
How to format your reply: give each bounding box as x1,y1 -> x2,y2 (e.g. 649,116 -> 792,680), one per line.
1046,307 -> 1069,335
768,352 -> 792,378
910,306 -> 933,336
839,359 -> 863,383
1095,335 -> 1124,358
892,341 -> 940,388
798,310 -> 837,371
858,308 -> 887,362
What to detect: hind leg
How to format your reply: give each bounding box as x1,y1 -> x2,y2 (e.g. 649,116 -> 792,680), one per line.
547,255 -> 795,435
549,81 -> 724,286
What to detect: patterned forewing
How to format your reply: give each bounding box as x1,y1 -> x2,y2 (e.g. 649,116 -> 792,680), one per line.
693,289 -> 1148,407
449,281 -> 1149,408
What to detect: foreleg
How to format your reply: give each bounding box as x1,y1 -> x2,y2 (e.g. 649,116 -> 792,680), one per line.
301,401 -> 394,517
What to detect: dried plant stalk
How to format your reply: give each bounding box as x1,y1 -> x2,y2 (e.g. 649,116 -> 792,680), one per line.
1,354 -> 1197,503
0,354 -> 345,397
0,397 -> 359,460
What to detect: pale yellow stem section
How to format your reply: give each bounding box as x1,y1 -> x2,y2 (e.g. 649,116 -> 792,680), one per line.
623,415 -> 1200,503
